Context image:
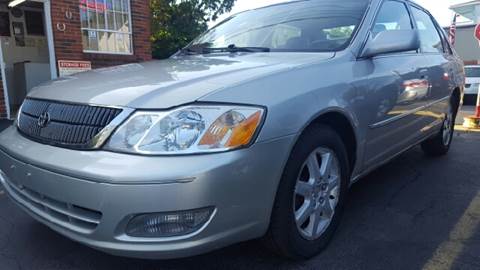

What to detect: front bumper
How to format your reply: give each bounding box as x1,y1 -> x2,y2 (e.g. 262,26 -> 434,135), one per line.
0,126 -> 295,259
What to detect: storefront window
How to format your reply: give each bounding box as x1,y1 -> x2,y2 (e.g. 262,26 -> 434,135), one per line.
79,0 -> 132,54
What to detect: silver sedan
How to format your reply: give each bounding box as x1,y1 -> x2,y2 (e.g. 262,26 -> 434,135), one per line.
0,0 -> 465,260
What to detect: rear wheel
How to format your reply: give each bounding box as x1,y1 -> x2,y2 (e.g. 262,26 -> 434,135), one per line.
421,100 -> 457,156
264,124 -> 349,260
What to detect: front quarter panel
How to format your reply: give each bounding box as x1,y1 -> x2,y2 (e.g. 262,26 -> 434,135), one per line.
200,54 -> 365,176
200,55 -> 360,140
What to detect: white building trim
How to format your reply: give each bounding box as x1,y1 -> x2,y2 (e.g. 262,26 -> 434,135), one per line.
40,0 -> 58,79
451,1 -> 480,22
0,41 -> 11,119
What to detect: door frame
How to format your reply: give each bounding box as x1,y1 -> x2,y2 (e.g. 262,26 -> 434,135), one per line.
38,0 -> 58,80
0,40 -> 10,119
0,0 -> 57,119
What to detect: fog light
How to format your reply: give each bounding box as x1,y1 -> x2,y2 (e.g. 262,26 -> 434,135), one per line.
126,207 -> 215,238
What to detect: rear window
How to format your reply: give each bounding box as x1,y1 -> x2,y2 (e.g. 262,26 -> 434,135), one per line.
466,68 -> 480,78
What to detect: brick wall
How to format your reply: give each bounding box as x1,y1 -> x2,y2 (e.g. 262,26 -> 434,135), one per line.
0,78 -> 6,118
50,0 -> 152,70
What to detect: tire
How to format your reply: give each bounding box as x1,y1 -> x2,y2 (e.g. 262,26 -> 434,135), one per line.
421,98 -> 458,156
264,124 -> 350,260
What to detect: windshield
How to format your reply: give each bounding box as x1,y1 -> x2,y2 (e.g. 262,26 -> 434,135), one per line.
188,0 -> 370,53
466,67 -> 480,78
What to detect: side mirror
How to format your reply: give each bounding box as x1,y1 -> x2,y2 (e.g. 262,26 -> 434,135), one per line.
361,29 -> 420,58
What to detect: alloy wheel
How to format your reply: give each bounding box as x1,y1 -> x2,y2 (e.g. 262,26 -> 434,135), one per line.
293,147 -> 340,240
442,106 -> 454,146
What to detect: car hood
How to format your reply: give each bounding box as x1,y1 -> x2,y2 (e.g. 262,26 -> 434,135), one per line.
29,52 -> 334,109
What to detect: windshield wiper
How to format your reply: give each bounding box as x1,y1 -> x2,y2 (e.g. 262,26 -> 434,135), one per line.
180,42 -> 212,55
180,47 -> 204,55
204,44 -> 270,53
181,44 -> 270,55
180,48 -> 202,55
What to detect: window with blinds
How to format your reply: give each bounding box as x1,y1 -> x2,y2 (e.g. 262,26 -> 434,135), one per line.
79,0 -> 133,54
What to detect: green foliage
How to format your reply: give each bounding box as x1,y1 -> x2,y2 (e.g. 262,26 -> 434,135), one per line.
324,26 -> 354,40
151,0 -> 236,59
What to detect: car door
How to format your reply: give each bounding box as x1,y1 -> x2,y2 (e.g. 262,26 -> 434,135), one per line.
358,0 -> 433,169
409,6 -> 452,129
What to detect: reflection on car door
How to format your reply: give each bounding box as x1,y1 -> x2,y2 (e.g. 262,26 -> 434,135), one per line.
360,54 -> 432,169
410,6 -> 454,128
358,1 -> 433,169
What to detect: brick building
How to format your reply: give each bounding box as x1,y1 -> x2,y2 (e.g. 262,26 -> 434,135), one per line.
0,0 -> 152,119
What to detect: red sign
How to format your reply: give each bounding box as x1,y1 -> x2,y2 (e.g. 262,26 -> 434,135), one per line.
58,60 -> 92,77
475,24 -> 480,42
59,61 -> 91,69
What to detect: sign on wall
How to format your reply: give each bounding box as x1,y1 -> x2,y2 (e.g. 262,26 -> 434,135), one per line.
12,22 -> 25,47
58,60 -> 92,77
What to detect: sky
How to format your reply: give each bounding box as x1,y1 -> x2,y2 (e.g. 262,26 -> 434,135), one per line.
210,0 -> 473,28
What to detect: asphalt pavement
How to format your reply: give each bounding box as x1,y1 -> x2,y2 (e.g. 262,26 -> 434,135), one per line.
0,120 -> 12,132
0,109 -> 479,270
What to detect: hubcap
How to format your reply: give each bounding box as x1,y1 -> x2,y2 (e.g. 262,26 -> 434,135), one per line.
293,147 -> 340,240
442,106 -> 454,146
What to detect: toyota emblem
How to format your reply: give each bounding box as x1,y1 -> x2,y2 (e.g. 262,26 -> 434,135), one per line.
37,112 -> 51,128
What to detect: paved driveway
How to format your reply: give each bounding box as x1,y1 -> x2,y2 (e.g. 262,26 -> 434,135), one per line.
0,120 -> 12,132
0,113 -> 479,270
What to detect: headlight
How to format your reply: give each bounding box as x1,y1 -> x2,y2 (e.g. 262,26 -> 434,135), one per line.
106,105 -> 265,155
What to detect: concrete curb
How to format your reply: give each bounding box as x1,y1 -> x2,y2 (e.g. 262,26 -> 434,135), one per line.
463,116 -> 480,130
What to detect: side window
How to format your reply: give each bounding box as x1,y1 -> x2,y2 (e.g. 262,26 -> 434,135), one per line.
411,7 -> 444,53
438,26 -> 453,54
373,1 -> 413,37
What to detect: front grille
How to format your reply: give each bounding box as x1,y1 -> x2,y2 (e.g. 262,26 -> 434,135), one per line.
4,178 -> 102,233
18,99 -> 122,149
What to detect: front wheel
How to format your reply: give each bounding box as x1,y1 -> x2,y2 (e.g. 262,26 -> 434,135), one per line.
421,101 -> 456,156
264,124 -> 350,260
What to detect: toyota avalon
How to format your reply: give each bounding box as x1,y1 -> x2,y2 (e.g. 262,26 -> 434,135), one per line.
0,0 -> 464,260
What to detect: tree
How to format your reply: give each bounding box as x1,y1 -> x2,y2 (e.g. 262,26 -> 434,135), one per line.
150,0 -> 236,59
324,26 -> 354,40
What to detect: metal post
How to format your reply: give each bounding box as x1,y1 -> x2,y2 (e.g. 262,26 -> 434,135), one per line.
476,6 -> 480,118
476,84 -> 480,117
0,39 -> 11,119
43,0 -> 58,79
